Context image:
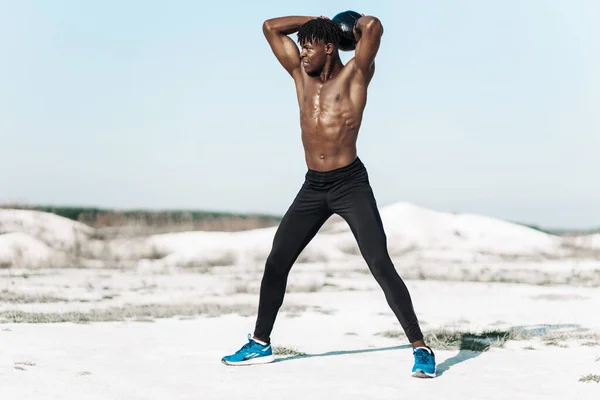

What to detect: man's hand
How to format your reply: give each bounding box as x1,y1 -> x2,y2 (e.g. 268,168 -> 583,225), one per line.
352,13 -> 366,43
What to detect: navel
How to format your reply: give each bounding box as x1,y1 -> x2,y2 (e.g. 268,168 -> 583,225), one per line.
335,94 -> 340,102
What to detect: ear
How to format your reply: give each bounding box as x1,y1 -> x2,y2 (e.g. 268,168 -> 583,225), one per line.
325,42 -> 334,55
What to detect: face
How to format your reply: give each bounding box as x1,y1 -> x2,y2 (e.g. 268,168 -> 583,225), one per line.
300,40 -> 333,76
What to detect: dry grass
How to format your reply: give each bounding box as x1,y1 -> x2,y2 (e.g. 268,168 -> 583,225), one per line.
130,281 -> 158,292
0,205 -> 281,235
230,281 -> 326,295
393,263 -> 600,287
377,325 -> 598,351
426,330 -> 514,351
194,252 -> 237,268
133,317 -> 155,323
14,361 -> 36,371
376,330 -> 407,340
0,290 -> 67,304
543,338 -> 569,348
0,303 -> 312,324
378,328 -> 529,351
0,270 -> 50,279
272,346 -> 307,356
15,361 -> 36,366
579,374 -> 600,383
231,283 -> 255,294
541,331 -> 600,347
88,215 -> 280,235
287,282 -> 324,293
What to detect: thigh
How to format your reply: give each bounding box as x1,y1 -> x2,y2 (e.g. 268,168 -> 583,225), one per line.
329,177 -> 388,259
268,181 -> 332,268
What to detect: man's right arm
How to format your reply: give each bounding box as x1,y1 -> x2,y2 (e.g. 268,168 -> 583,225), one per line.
262,16 -> 314,77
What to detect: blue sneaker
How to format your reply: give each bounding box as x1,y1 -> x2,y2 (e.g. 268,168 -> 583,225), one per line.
221,334 -> 275,366
412,346 -> 436,378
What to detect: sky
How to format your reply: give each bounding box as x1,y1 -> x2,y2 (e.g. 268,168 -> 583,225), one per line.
1,0 -> 598,229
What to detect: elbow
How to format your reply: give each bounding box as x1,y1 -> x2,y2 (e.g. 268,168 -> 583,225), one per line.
363,16 -> 383,36
262,19 -> 274,35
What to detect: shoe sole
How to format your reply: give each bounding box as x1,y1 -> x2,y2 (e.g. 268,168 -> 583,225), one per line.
412,370 -> 436,378
221,355 -> 275,366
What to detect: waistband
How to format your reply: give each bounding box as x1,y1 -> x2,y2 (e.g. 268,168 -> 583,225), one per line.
305,157 -> 364,182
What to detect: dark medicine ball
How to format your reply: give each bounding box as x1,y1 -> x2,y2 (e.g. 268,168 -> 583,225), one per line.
332,10 -> 361,51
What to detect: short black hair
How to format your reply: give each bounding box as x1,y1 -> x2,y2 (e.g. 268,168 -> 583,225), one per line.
297,18 -> 342,46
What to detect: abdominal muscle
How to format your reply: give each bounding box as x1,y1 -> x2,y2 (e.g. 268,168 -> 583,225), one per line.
300,103 -> 362,172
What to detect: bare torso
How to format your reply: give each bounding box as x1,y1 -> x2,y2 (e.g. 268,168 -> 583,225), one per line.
296,60 -> 370,171
261,15 -> 382,171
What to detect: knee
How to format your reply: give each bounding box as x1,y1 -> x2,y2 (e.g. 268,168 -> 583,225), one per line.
365,252 -> 393,279
264,250 -> 290,278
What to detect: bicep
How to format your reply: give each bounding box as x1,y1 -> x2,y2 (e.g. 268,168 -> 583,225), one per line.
263,24 -> 301,77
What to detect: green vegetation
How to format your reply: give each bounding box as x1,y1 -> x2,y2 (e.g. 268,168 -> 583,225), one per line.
1,205 -> 281,223
0,204 -> 282,232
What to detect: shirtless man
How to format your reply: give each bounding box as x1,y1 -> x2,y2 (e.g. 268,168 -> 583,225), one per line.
222,14 -> 436,378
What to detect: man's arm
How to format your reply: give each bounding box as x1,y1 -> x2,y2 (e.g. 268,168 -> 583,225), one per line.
352,15 -> 384,80
262,16 -> 315,77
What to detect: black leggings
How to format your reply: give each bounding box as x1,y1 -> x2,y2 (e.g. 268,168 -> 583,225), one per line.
253,157 -> 423,343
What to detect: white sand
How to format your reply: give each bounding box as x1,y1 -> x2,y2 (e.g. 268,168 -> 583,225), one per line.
2,278 -> 600,399
1,205 -> 599,399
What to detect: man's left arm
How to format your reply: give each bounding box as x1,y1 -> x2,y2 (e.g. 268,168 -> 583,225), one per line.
352,15 -> 384,80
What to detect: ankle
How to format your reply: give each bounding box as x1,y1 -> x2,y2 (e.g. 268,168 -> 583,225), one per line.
252,336 -> 269,346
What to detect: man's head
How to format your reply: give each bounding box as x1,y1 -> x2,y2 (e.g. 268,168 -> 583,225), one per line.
297,18 -> 342,76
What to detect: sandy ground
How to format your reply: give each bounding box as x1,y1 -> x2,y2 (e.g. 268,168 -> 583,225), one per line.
1,317 -> 598,400
2,267 -> 600,399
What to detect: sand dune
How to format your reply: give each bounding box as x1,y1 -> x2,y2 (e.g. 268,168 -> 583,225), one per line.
0,203 -> 597,269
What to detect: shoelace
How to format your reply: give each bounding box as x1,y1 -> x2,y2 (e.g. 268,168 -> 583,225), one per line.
238,333 -> 265,353
237,339 -> 254,353
415,349 -> 431,364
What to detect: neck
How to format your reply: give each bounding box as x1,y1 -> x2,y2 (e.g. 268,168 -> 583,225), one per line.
319,54 -> 343,82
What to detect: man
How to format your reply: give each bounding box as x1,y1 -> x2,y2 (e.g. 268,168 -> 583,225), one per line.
222,14 -> 436,378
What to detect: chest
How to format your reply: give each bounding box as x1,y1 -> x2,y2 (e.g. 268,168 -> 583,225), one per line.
301,81 -> 345,111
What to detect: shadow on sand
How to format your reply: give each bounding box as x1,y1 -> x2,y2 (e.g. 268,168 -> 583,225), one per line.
273,342 -> 480,377
435,323 -> 585,376
273,344 -> 412,363
272,324 -> 587,377
435,349 -> 483,376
